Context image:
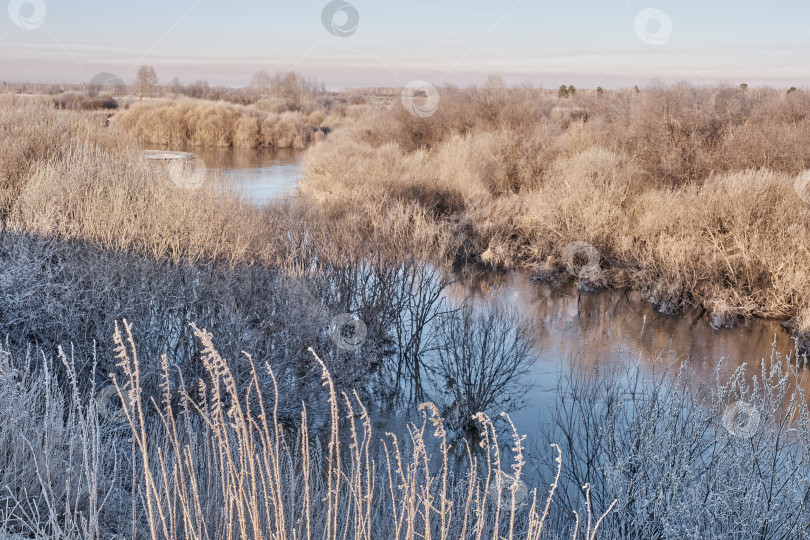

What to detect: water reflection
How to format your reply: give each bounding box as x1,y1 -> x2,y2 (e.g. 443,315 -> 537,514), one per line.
194,147 -> 303,204
143,146 -> 800,457
143,144 -> 303,203
448,268 -> 796,441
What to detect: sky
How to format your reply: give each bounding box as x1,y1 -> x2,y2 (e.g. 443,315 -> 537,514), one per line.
1,0 -> 809,89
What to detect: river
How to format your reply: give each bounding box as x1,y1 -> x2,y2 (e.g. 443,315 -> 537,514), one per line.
195,147 -> 303,203
200,146 -> 797,458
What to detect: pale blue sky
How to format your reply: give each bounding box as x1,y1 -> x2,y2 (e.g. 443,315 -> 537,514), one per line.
2,0 -> 809,88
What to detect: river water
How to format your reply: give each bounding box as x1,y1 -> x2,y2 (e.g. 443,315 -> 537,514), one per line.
203,148 -> 797,448
196,147 -> 303,203
449,269 -> 794,444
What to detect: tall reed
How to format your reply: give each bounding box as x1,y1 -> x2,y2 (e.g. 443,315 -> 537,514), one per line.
107,319 -> 613,539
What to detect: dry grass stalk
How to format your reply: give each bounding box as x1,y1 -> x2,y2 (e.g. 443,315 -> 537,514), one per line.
101,321 -> 608,539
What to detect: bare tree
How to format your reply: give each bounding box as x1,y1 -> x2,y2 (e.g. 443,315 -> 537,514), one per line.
275,72 -> 301,108
430,304 -> 535,431
184,80 -> 210,99
266,71 -> 326,109
135,65 -> 158,99
169,76 -> 181,97
251,70 -> 271,97
390,264 -> 456,402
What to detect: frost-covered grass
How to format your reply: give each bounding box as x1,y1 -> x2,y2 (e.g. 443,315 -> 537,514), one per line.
0,323 -> 613,540
535,347 -> 810,539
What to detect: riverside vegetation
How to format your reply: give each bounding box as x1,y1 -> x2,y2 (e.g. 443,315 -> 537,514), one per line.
1,80 -> 810,539
300,80 -> 810,350
0,92 -> 607,539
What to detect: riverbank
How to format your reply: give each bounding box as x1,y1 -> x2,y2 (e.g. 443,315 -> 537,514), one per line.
112,92 -> 368,149
300,83 -> 810,350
